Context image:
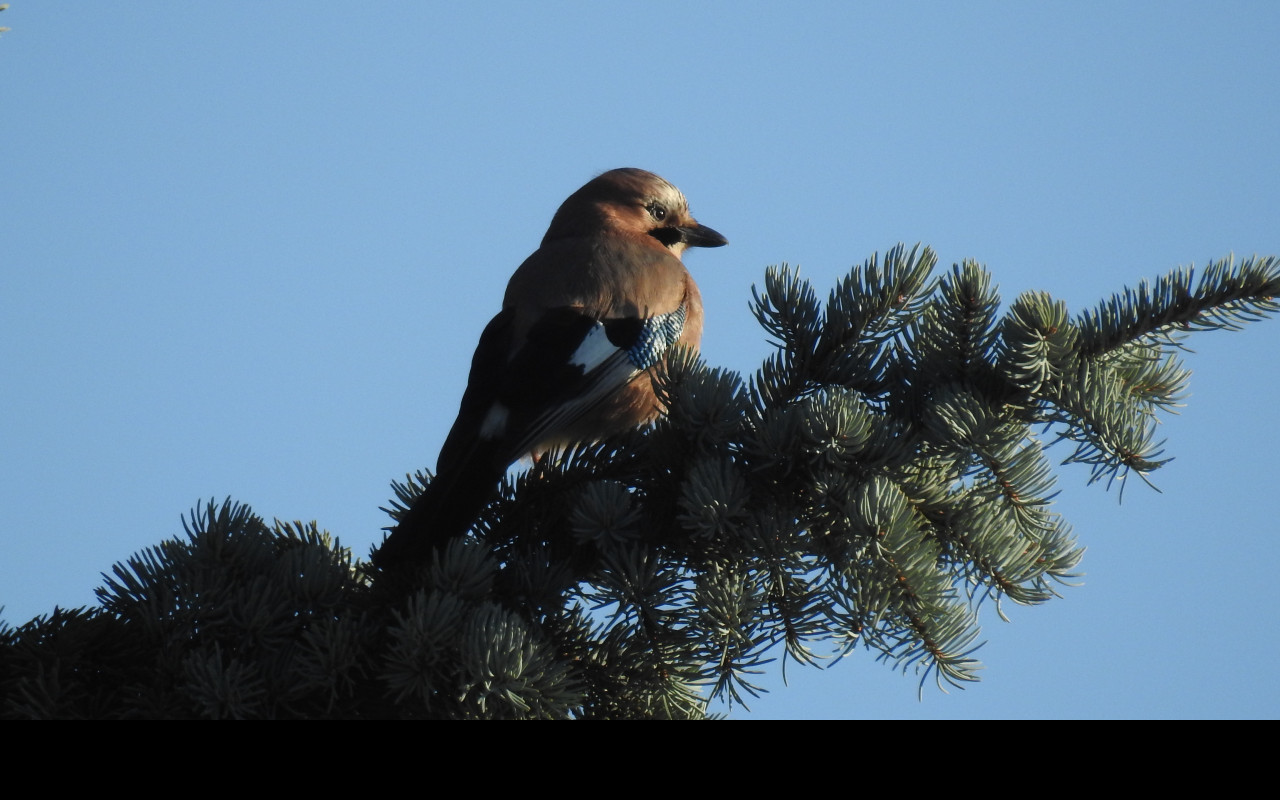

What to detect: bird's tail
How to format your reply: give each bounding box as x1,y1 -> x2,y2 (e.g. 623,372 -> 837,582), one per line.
373,445 -> 506,568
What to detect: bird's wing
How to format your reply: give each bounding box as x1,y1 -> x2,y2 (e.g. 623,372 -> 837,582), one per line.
398,301 -> 678,539
380,301 -> 688,566
498,303 -> 687,461
440,302 -> 686,471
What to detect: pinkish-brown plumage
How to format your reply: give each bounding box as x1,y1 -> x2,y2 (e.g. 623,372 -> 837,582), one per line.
376,168 -> 725,567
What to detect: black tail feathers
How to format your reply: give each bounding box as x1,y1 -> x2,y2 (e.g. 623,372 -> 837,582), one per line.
373,451 -> 505,569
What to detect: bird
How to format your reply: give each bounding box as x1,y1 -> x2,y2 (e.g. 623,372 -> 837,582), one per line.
375,168 -> 727,567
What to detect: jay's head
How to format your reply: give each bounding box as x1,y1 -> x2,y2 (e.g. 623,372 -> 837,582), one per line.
543,168 -> 728,256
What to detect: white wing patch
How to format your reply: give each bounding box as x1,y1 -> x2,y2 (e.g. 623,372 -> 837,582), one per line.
567,323 -> 619,373
479,402 -> 510,440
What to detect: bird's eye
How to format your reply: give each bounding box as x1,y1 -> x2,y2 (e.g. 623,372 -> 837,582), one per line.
647,203 -> 667,221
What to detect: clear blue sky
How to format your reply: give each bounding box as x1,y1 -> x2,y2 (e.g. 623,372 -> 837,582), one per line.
3,3 -> 1278,719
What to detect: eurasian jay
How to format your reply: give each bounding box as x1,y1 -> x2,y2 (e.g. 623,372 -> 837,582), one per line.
375,168 -> 727,567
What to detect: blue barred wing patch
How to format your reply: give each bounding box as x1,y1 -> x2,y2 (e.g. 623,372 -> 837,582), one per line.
626,305 -> 686,370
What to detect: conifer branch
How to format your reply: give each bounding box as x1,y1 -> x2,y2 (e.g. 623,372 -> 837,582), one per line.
3,247 -> 1275,718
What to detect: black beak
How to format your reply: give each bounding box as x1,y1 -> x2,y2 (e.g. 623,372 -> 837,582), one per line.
677,223 -> 728,248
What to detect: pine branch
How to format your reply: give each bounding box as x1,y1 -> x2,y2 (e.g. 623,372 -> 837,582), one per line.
4,247 -> 1275,719
1077,254 -> 1280,357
